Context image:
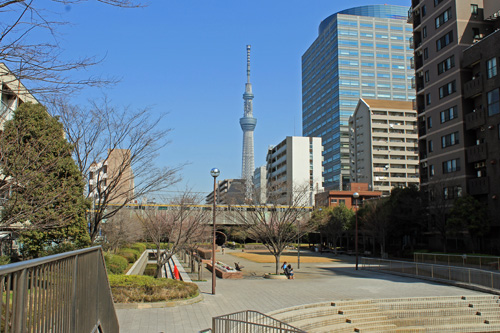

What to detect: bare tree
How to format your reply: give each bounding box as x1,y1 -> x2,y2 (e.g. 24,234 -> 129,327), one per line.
101,208 -> 143,252
137,192 -> 210,278
0,0 -> 144,98
51,97 -> 183,242
236,183 -> 311,274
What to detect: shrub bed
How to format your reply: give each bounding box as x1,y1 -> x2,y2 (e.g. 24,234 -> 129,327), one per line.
108,275 -> 198,303
118,248 -> 141,263
105,253 -> 128,274
130,243 -> 147,253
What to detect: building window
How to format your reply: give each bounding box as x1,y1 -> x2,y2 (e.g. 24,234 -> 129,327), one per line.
437,55 -> 455,75
426,93 -> 431,105
429,165 -> 435,176
435,8 -> 452,29
423,26 -> 427,38
487,57 -> 497,79
424,48 -> 429,60
436,30 -> 453,51
425,70 -> 430,82
488,88 -> 500,116
427,116 -> 432,129
422,5 -> 427,16
440,106 -> 458,123
441,131 -> 459,148
439,81 -> 456,99
443,186 -> 462,200
428,140 -> 434,153
442,158 -> 460,174
471,4 -> 479,15
434,0 -> 443,6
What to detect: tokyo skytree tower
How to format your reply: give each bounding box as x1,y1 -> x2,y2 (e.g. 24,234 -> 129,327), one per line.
240,45 -> 257,198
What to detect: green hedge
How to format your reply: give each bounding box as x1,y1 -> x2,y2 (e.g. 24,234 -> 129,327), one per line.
143,242 -> 170,250
130,243 -> 147,253
108,275 -> 198,303
118,248 -> 141,263
104,253 -> 128,274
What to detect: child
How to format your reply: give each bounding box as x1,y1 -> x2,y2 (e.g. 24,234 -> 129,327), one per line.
281,261 -> 288,274
286,264 -> 294,279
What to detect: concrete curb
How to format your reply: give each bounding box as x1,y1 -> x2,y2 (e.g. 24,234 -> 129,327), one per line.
264,274 -> 289,280
114,292 -> 204,309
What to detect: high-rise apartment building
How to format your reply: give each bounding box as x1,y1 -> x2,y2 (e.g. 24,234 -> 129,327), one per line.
349,99 -> 419,196
409,0 -> 500,248
302,5 -> 414,191
266,136 -> 323,206
409,0 -> 499,201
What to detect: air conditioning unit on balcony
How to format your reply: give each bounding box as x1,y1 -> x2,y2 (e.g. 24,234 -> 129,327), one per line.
416,50 -> 423,56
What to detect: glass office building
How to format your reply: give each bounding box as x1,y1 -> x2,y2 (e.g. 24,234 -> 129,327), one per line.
302,5 -> 415,190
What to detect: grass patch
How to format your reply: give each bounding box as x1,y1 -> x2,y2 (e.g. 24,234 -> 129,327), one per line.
230,250 -> 339,263
109,275 -> 198,303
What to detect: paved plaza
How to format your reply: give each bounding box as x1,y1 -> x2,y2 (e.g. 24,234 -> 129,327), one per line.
116,249 -> 492,333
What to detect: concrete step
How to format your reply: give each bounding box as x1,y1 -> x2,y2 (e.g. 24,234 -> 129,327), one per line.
422,323 -> 500,332
387,307 -> 481,318
272,306 -> 337,323
267,301 -> 331,318
376,300 -> 479,311
393,315 -> 490,327
308,322 -> 357,333
293,315 -> 350,331
352,323 -> 398,332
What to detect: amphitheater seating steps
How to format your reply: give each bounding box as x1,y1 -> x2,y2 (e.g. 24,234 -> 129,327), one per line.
268,295 -> 500,332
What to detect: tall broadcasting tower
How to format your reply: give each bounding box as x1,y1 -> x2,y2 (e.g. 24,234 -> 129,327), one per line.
240,45 -> 257,198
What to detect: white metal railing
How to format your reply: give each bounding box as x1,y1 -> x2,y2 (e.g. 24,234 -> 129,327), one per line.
362,257 -> 500,292
414,252 -> 500,271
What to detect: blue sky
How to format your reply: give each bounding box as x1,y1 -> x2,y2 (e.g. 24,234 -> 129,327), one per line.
51,0 -> 410,198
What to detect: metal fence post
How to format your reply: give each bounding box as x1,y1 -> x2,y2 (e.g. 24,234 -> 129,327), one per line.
14,268 -> 27,332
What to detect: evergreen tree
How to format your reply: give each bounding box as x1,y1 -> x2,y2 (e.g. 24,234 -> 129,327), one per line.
1,102 -> 90,258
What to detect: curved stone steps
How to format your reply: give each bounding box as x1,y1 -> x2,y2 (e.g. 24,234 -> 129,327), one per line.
266,295 -> 500,333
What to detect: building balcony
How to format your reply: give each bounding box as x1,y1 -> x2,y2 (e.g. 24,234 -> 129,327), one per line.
410,57 -> 414,69
463,78 -> 483,99
468,177 -> 489,195
465,109 -> 486,130
409,37 -> 414,49
466,143 -> 487,163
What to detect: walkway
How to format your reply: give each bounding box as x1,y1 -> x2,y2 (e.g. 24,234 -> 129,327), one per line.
116,248 -> 492,333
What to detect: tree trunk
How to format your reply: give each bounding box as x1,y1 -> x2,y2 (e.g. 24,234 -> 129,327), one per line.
156,248 -> 162,278
275,254 -> 281,275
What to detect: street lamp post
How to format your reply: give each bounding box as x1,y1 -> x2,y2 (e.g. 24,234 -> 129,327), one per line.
210,168 -> 220,295
353,192 -> 360,270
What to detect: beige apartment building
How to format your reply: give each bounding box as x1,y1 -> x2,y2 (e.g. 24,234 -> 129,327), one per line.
349,99 -> 419,196
1,63 -> 38,129
89,149 -> 135,205
205,179 -> 246,205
